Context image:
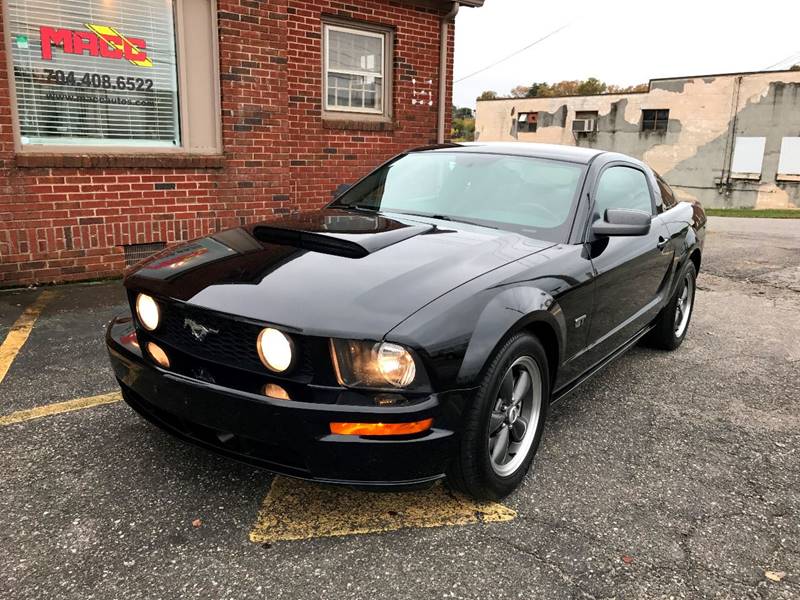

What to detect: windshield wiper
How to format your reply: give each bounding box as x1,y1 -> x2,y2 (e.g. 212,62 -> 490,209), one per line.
393,211 -> 498,230
335,204 -> 378,213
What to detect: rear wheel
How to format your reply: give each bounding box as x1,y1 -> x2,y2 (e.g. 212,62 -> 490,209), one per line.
447,333 -> 549,500
645,262 -> 697,350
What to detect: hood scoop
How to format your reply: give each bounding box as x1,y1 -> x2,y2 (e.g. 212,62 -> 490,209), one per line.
252,222 -> 434,258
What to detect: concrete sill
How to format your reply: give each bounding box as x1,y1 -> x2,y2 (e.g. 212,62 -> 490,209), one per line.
730,173 -> 762,182
322,118 -> 394,132
15,154 -> 226,169
776,174 -> 800,183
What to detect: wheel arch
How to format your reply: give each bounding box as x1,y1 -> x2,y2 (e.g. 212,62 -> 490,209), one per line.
689,248 -> 702,274
456,286 -> 566,390
521,320 -> 560,388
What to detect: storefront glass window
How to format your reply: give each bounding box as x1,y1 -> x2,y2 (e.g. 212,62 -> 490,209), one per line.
7,0 -> 180,147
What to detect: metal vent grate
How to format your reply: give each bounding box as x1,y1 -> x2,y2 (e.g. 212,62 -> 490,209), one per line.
123,242 -> 167,267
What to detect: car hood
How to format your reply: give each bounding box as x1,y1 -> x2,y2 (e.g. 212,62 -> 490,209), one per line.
126,209 -> 554,338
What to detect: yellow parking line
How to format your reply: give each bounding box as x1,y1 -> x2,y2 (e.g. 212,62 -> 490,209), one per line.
249,476 -> 516,544
0,289 -> 57,385
0,392 -> 121,427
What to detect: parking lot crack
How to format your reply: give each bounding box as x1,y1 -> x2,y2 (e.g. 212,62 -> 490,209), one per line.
484,533 -> 615,600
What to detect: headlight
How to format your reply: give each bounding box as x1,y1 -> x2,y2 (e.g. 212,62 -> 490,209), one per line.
329,339 -> 423,389
135,293 -> 160,331
257,327 -> 293,373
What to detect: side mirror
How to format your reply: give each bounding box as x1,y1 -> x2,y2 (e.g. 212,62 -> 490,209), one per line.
592,208 -> 651,237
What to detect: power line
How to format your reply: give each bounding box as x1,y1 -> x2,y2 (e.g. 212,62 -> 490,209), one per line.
763,50 -> 800,70
454,22 -> 572,84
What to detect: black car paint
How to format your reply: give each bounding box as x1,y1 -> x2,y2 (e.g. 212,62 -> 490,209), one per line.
107,143 -> 705,486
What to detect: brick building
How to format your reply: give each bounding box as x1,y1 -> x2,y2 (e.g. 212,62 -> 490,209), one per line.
0,0 -> 482,286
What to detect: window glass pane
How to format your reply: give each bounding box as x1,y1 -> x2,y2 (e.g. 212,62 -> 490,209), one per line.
326,72 -> 382,111
656,174 -> 677,210
594,167 -> 653,217
328,28 -> 383,74
8,0 -> 180,147
336,87 -> 348,107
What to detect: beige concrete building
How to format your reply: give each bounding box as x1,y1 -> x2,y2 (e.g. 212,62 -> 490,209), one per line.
475,69 -> 800,209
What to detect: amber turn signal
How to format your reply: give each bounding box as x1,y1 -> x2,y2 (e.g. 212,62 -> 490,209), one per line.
263,383 -> 290,401
146,342 -> 170,369
329,418 -> 434,436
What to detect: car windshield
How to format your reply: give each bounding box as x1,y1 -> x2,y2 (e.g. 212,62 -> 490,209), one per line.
330,151 -> 585,242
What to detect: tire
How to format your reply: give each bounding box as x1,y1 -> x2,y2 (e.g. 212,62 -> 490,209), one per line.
447,333 -> 550,501
645,262 -> 697,351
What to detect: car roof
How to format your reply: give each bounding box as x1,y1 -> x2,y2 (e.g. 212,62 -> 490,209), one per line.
414,142 -> 607,165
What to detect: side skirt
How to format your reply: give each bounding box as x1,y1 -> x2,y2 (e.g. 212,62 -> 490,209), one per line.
550,324 -> 654,405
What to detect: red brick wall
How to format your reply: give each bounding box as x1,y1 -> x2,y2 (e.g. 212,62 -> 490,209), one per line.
0,0 -> 454,286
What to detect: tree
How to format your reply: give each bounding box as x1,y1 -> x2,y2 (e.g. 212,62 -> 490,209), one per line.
509,85 -> 530,98
525,83 -> 546,98
791,64 -> 800,71
607,83 -> 649,93
451,116 -> 475,141
453,106 -> 474,119
576,77 -> 607,95
517,78 -> 648,97
477,90 -> 498,101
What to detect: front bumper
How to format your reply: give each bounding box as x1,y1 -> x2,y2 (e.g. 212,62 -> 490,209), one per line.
106,316 -> 471,487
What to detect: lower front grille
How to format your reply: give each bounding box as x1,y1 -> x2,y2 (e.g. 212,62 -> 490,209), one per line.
120,384 -> 310,475
158,302 -> 267,373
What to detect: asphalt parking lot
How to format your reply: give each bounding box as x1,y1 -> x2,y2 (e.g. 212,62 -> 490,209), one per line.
1,216 -> 798,600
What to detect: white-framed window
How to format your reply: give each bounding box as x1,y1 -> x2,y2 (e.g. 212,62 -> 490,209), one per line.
4,0 -> 221,154
731,136 -> 766,178
777,137 -> 800,176
323,23 -> 388,116
516,112 -> 537,133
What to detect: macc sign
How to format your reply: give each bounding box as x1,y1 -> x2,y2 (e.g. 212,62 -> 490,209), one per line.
39,24 -> 153,67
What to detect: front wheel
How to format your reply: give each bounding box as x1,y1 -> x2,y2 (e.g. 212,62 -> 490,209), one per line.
645,262 -> 697,350
447,333 -> 549,500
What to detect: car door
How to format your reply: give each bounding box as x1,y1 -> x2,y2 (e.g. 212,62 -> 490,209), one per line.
583,163 -> 674,364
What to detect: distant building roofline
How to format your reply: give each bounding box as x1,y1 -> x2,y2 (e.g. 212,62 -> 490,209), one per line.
476,67 -> 800,103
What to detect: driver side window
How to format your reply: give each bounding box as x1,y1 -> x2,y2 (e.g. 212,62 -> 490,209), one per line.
593,166 -> 653,220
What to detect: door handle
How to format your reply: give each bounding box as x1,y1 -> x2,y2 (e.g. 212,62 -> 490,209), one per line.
657,236 -> 669,250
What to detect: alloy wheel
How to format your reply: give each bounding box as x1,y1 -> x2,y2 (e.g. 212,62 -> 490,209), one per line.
674,272 -> 695,338
487,356 -> 542,477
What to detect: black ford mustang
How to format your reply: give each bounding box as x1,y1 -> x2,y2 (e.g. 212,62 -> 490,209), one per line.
106,143 -> 705,500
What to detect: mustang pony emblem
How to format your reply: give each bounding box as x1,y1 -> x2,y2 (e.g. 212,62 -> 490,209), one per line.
183,318 -> 219,341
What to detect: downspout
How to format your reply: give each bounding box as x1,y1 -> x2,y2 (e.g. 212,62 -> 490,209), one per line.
438,2 -> 459,144
720,76 -> 743,204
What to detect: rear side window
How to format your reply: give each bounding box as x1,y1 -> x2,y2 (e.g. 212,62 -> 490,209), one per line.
655,174 -> 678,211
593,166 -> 653,219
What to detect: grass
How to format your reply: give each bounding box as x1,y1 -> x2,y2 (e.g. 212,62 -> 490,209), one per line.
705,208 -> 800,219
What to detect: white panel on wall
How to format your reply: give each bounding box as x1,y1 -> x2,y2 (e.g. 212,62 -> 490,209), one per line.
731,137 -> 767,175
778,137 -> 800,175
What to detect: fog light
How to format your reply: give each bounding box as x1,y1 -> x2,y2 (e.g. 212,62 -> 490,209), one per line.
329,418 -> 433,436
146,342 -> 170,368
263,383 -> 290,400
135,293 -> 160,331
257,327 -> 293,373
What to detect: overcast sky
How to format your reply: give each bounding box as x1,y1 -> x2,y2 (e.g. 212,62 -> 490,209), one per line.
453,0 -> 800,108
